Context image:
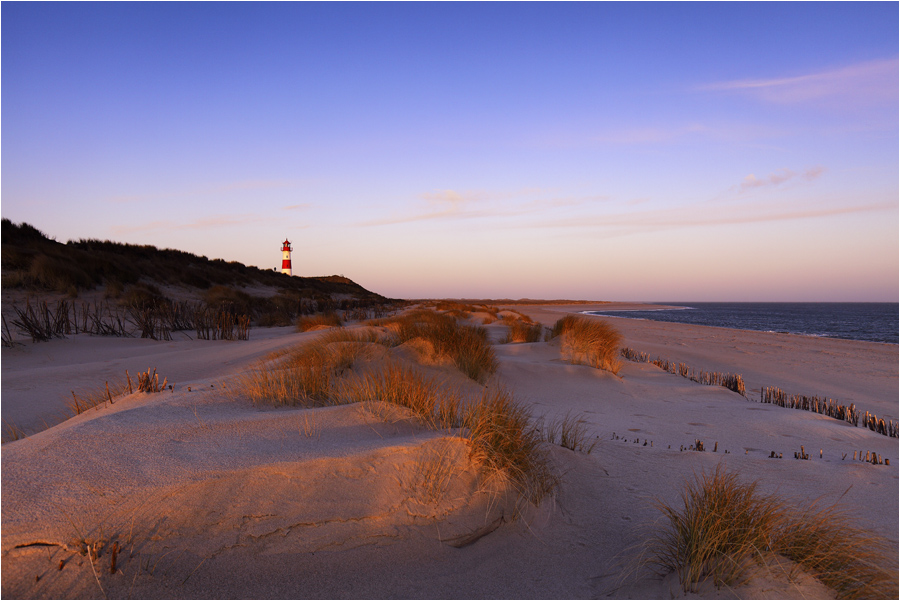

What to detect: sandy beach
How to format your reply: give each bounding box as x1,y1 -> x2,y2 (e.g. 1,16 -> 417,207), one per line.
2,303 -> 897,599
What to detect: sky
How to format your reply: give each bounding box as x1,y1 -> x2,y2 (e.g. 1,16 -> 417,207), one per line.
2,2 -> 897,301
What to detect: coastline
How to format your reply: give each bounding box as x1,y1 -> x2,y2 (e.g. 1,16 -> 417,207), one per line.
578,301 -> 899,345
515,303 -> 898,419
2,304 -> 897,598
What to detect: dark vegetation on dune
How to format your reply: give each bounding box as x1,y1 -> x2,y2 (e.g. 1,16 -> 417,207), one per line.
2,219 -> 404,339
2,218 -> 381,298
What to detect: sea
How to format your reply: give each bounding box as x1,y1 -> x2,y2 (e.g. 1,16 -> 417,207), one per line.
584,302 -> 899,345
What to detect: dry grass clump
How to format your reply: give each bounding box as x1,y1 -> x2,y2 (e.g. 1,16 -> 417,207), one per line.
463,388 -> 556,505
338,362 -> 463,429
236,359 -> 333,407
777,508 -> 898,599
296,311 -> 343,332
649,466 -> 898,598
236,327 -> 390,407
2,419 -> 27,443
236,334 -> 370,407
369,309 -> 497,383
552,315 -> 622,374
340,363 -> 556,505
548,314 -> 578,339
537,412 -> 597,454
501,319 -> 545,344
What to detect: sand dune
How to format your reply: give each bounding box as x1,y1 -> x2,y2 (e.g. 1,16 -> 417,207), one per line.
2,304 -> 897,598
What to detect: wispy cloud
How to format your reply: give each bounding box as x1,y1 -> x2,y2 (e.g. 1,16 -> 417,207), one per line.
589,121 -> 788,148
738,166 -> 825,192
104,179 -> 307,205
699,58 -> 899,106
282,203 -> 311,211
359,189 -> 611,227
515,200 -> 894,236
418,189 -> 484,205
522,194 -> 611,209
111,214 -> 269,235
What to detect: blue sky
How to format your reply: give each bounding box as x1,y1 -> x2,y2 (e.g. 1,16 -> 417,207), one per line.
3,2 -> 897,301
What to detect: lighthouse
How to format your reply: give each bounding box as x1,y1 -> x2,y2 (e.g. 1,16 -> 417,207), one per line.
281,239 -> 292,276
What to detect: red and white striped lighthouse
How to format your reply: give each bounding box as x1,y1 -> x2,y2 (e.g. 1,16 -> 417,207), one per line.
281,239 -> 292,276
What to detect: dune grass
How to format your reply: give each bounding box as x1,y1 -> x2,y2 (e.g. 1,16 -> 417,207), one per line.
340,363 -> 555,505
367,309 -> 497,383
2,419 -> 27,444
551,315 -> 622,374
238,326 -> 406,408
237,333 -> 555,507
337,362 -> 462,429
236,359 -> 334,407
501,319 -> 545,344
462,387 -> 557,504
649,466 -> 898,598
235,332 -> 372,407
537,411 -> 597,454
232,308 -> 554,506
296,311 -> 343,332
548,314 -> 578,339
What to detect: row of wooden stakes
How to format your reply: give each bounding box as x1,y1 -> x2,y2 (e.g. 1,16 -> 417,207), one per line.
761,386 -> 898,438
620,347 -> 746,396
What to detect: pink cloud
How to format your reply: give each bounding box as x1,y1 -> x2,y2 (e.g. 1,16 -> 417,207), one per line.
739,166 -> 825,192
360,190 -> 613,227
516,200 -> 893,234
700,58 -> 898,107
111,214 -> 268,235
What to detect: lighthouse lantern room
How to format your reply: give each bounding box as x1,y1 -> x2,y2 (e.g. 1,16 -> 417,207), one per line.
281,239 -> 293,276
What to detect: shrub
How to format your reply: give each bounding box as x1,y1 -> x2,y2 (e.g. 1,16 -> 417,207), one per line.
649,466 -> 898,597
555,316 -> 622,374
120,282 -> 165,308
104,280 -> 124,299
28,253 -> 93,292
203,285 -> 255,315
257,292 -> 305,327
257,310 -> 293,327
